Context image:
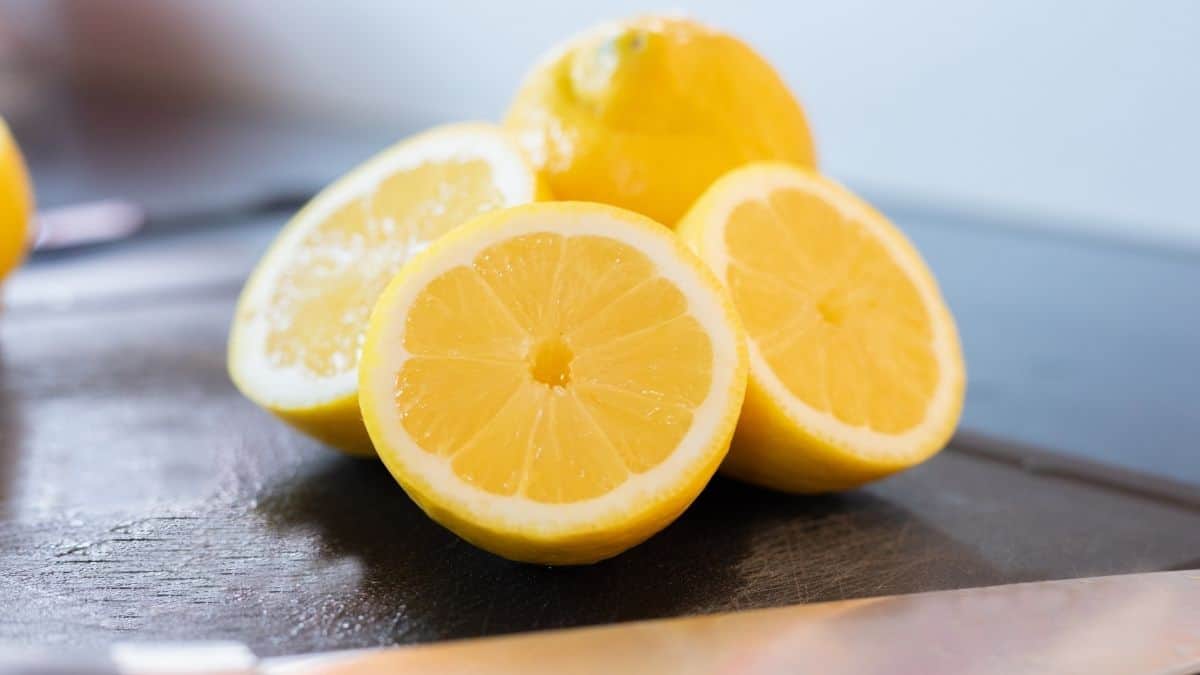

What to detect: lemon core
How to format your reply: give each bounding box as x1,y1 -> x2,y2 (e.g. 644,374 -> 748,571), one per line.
529,337 -> 573,388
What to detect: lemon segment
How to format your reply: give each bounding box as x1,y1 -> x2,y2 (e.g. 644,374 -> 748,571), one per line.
359,202 -> 747,564
228,123 -> 547,456
505,15 -> 815,226
678,162 -> 965,493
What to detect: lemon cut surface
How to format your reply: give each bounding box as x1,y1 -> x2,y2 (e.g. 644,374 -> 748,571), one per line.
679,163 -> 965,492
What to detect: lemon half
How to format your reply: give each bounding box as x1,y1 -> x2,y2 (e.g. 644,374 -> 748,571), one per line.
359,202 -> 747,564
229,123 -> 547,455
679,163 -> 965,493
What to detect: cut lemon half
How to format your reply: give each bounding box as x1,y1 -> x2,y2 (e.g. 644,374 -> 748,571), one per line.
359,202 -> 747,564
678,163 -> 965,493
229,123 -> 547,456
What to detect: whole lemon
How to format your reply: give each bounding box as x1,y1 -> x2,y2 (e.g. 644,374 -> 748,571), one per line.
0,119 -> 32,281
505,15 -> 816,226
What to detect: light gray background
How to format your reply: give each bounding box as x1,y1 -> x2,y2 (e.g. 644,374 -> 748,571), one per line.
4,0 -> 1198,247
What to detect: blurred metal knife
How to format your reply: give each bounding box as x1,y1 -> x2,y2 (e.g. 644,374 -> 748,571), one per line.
5,570 -> 1198,675
30,190 -> 313,256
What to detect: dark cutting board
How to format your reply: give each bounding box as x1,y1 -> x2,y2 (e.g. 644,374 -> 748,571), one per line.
1,212 -> 1198,657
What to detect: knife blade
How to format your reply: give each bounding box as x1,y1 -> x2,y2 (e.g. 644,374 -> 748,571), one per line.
29,190 -> 313,256
6,571 -> 1195,675
260,569 -> 1200,675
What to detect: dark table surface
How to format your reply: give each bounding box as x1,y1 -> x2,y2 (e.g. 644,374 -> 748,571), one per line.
1,210 -> 1197,656
2,102 -> 1199,654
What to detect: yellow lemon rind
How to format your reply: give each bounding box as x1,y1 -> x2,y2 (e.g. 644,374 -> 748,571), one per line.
504,15 -> 816,227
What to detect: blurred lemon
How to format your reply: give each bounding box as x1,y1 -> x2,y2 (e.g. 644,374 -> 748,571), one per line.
0,118 -> 32,281
505,15 -> 816,226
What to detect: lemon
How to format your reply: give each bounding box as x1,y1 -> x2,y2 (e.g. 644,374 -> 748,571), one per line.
505,15 -> 815,226
228,123 -> 547,456
678,163 -> 965,493
358,202 -> 748,564
0,118 -> 32,281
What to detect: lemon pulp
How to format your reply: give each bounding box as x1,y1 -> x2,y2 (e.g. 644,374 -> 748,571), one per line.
725,188 -> 939,433
396,232 -> 713,503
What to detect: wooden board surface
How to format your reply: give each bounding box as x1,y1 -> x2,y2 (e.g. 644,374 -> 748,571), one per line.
1,215 -> 1198,656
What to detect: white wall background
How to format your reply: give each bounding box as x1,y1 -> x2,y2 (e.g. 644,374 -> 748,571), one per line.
11,0 -> 1200,247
